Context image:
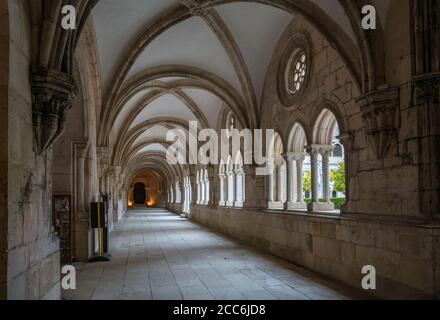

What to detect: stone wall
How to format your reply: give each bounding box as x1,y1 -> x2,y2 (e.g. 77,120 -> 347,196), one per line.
0,0 -> 9,299
170,8 -> 440,300
6,0 -> 60,300
188,205 -> 439,299
258,9 -> 422,220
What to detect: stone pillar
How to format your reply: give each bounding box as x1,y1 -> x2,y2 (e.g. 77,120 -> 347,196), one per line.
309,146 -> 320,204
276,163 -> 285,203
321,147 -> 333,203
144,186 -> 149,206
200,177 -> 205,205
196,176 -> 201,205
234,168 -> 244,207
296,155 -> 305,203
226,170 -> 235,207
218,173 -> 226,206
266,165 -> 275,206
129,187 -> 134,206
170,187 -> 174,203
204,176 -> 210,205
189,175 -> 196,214
286,152 -> 307,210
283,153 -> 295,207
307,145 -> 335,212
76,143 -> 90,213
412,0 -> 440,219
267,160 -> 284,210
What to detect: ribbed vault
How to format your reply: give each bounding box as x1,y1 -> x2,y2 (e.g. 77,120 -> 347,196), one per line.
75,0 -> 391,198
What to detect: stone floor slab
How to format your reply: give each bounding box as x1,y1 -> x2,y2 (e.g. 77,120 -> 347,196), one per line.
63,209 -> 366,301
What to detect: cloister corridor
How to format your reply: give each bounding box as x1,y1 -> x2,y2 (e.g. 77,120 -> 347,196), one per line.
2,0 -> 439,302
62,209 -> 367,301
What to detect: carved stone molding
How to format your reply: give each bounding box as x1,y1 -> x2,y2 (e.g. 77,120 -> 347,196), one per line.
97,146 -> 112,178
357,87 -> 400,160
413,72 -> 440,102
337,132 -> 354,152
179,0 -> 208,16
31,67 -> 76,154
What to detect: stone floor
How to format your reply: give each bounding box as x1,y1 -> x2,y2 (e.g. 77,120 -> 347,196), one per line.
63,208 -> 369,300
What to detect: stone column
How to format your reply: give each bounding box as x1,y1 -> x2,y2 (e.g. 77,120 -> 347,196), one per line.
196,174 -> 200,204
204,176 -> 210,205
308,146 -> 320,204
189,175 -> 196,212
307,145 -> 335,212
218,173 -> 226,206
412,0 -> 440,219
286,152 -> 307,210
76,143 -> 90,213
226,170 -> 235,207
276,162 -> 285,203
266,165 -> 275,207
200,177 -> 205,205
144,186 -> 149,206
283,153 -> 295,208
234,168 -> 244,207
321,147 -> 334,203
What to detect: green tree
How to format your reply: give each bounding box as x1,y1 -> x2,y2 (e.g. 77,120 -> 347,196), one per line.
303,171 -> 312,193
330,162 -> 346,194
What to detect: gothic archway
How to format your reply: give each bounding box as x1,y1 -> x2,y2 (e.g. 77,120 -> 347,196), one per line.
133,182 -> 147,205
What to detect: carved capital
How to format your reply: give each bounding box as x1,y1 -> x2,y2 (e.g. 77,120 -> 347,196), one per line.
413,72 -> 440,102
337,132 -> 354,151
357,87 -> 400,160
306,145 -> 321,158
31,67 -> 76,154
77,142 -> 90,159
97,146 -> 112,177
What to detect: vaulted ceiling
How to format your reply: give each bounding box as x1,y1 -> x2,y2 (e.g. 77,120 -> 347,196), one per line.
87,0 -> 391,183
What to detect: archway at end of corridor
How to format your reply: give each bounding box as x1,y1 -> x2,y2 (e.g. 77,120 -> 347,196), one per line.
127,169 -> 166,209
133,182 -> 147,205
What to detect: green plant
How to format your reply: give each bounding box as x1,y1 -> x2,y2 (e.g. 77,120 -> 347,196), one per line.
330,162 -> 346,194
303,171 -> 311,193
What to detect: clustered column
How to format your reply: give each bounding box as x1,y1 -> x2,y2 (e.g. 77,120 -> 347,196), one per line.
203,170 -> 210,205
196,172 -> 201,204
267,160 -> 286,210
226,168 -> 235,207
218,171 -> 226,206
306,145 -> 335,212
284,152 -> 307,210
234,168 -> 244,207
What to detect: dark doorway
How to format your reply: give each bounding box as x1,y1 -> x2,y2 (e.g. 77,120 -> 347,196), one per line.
133,182 -> 147,205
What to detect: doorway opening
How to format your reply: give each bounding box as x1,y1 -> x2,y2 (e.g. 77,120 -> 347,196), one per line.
133,182 -> 147,205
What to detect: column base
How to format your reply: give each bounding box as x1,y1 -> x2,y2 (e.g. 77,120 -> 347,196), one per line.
226,201 -> 234,207
308,202 -> 335,212
203,201 -> 209,205
233,201 -> 243,208
180,213 -> 187,218
268,202 -> 284,210
287,202 -> 307,210
218,201 -> 226,206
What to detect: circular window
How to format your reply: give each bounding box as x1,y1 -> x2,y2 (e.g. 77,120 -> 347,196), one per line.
277,33 -> 312,108
287,52 -> 307,95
